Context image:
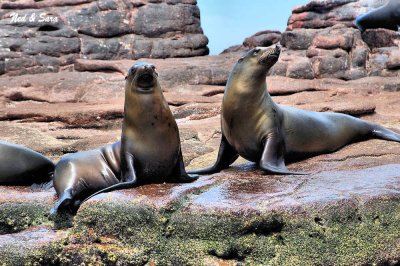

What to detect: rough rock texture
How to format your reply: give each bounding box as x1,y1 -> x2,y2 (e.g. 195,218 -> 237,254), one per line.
0,0 -> 209,76
287,0 -> 389,30
230,0 -> 400,81
222,30 -> 282,54
277,22 -> 400,79
0,54 -> 400,264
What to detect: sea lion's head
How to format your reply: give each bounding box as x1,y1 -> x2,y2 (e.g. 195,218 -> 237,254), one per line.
226,45 -> 281,93
125,62 -> 159,93
256,45 -> 281,69
229,45 -> 281,87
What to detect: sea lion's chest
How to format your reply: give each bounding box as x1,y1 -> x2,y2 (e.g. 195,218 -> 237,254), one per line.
221,98 -> 275,162
123,111 -> 180,179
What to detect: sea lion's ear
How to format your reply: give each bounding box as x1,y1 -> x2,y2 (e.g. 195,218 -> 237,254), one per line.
238,57 -> 245,63
125,75 -> 128,80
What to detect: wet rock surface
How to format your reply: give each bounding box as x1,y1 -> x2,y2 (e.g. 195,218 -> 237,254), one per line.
0,53 -> 399,265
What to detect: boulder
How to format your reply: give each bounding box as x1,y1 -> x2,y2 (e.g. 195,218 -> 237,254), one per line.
243,30 -> 281,48
281,28 -> 319,50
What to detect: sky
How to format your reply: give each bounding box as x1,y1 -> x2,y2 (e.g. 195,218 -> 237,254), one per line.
197,0 -> 309,54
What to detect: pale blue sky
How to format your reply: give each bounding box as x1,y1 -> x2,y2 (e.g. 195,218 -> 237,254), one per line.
197,0 -> 308,54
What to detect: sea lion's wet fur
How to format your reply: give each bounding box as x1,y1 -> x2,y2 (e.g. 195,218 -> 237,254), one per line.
51,142 -> 121,215
0,141 -> 54,185
51,62 -> 197,216
189,46 -> 400,175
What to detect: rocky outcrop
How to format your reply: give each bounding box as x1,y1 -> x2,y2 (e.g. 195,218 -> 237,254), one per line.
224,0 -> 399,80
267,0 -> 400,80
287,0 -> 389,30
0,0 -> 209,76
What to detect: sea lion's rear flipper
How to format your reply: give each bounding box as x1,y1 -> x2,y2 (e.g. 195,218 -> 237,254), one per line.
371,125 -> 400,143
169,149 -> 199,183
260,134 -> 306,175
187,135 -> 239,175
82,152 -> 138,203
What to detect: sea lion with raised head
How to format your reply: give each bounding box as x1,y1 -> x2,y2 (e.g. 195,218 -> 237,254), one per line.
188,45 -> 400,175
355,0 -> 400,32
51,62 -> 197,215
0,141 -> 54,185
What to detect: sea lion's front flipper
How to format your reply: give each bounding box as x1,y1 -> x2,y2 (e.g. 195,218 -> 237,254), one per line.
169,149 -> 199,183
260,134 -> 306,175
83,152 -> 138,203
187,135 -> 239,175
49,188 -> 74,217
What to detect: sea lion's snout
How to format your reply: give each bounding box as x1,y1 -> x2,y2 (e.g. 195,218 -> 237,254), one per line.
258,45 -> 281,67
126,62 -> 158,91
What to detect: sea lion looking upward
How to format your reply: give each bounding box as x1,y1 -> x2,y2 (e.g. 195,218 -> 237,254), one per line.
188,45 -> 400,175
355,0 -> 400,31
76,62 -> 198,204
0,141 -> 54,185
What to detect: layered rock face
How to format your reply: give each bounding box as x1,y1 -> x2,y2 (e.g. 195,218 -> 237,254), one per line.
287,0 -> 388,30
0,0 -> 209,76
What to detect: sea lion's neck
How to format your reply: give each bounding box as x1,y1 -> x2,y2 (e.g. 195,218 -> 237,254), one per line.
224,69 -> 274,106
124,86 -> 171,128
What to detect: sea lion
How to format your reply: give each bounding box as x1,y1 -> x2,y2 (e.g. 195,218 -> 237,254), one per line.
0,140 -> 54,185
355,0 -> 400,32
51,62 -> 197,215
188,45 -> 400,175
50,142 -> 121,215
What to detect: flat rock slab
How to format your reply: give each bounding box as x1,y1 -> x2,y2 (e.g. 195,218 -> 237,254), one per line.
186,164 -> 400,211
0,58 -> 400,264
73,162 -> 400,265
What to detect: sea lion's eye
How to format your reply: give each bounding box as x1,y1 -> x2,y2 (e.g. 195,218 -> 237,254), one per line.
253,49 -> 261,55
238,56 -> 245,63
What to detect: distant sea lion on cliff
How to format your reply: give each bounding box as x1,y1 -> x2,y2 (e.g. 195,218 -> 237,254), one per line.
51,62 -> 197,215
0,141 -> 54,185
355,0 -> 400,31
188,46 -> 400,175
